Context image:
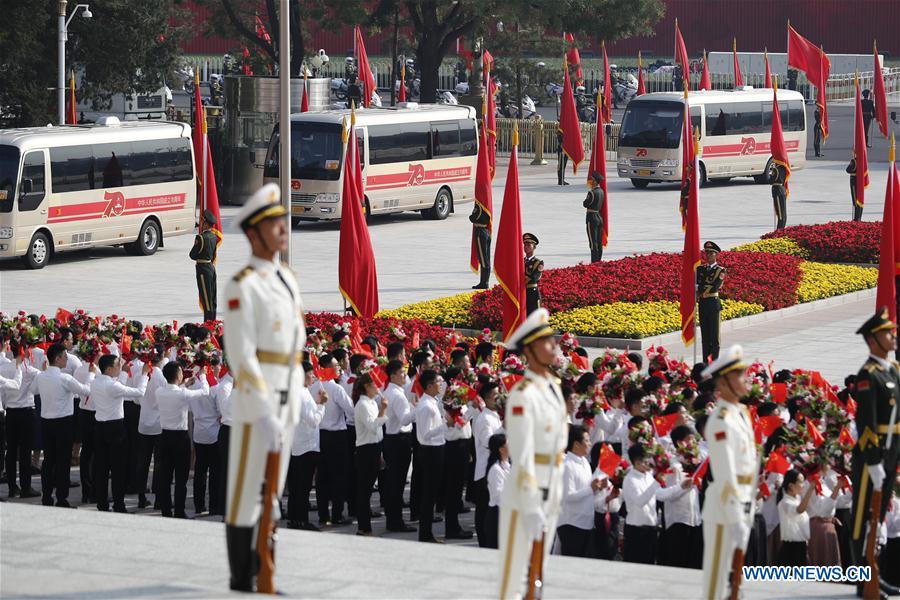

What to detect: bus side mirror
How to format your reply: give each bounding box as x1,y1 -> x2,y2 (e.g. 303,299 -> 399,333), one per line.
20,179 -> 33,196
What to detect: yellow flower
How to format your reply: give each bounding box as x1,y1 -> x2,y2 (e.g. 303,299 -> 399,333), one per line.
731,238 -> 810,258
796,262 -> 877,303
376,291 -> 477,327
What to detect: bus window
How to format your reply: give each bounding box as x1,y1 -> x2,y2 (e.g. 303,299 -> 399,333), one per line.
356,130 -> 365,168
19,151 -> 45,212
50,144 -> 94,192
132,139 -> 170,185
619,101 -> 684,149
431,121 -> 461,157
690,106 -> 702,137
290,121 -> 343,181
94,143 -> 130,188
169,138 -> 193,181
369,122 -> 430,164
786,100 -> 805,132
0,145 -> 19,213
460,121 -> 477,155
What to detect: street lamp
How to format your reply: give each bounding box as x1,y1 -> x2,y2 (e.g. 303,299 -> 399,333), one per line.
58,1 -> 92,125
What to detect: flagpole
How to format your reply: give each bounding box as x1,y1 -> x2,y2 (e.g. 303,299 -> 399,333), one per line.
201,107 -> 208,224
278,0 -> 292,266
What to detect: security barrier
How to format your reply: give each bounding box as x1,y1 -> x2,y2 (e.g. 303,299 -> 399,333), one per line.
493,117 -> 621,161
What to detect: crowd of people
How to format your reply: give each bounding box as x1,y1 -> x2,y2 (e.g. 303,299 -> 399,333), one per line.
0,310 -> 898,585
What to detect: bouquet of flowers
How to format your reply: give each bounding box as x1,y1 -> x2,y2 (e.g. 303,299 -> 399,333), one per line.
443,377 -> 476,426
674,435 -> 702,475
592,349 -> 636,376
645,345 -> 670,376
611,459 -> 631,488
75,337 -> 104,363
501,354 -> 525,375
643,392 -> 668,417
194,339 -> 222,367
477,328 -> 493,344
628,419 -> 654,448
389,325 -> 407,341
558,332 -> 579,355
152,322 -> 180,350
600,369 -> 641,405
650,442 -> 673,484
574,395 -> 602,428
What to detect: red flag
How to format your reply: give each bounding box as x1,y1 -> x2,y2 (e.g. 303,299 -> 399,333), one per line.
674,19 -> 690,91
877,136 -> 898,322
482,50 -> 494,74
470,115 -> 493,273
873,42 -> 889,138
55,308 -> 73,325
692,458 -> 710,485
398,62 -> 407,103
301,71 -> 309,113
569,352 -> 589,371
338,112 -> 379,318
201,127 -> 223,249
699,50 -> 711,91
193,72 -> 205,181
67,70 -> 77,124
120,334 -> 132,356
839,427 -> 855,446
493,126 -> 527,339
853,77 -> 870,211
564,32 -> 584,85
255,15 -> 272,45
788,25 -> 830,141
598,443 -> 620,477
846,395 -> 858,416
758,415 -> 783,438
732,38 -> 744,88
587,89 -> 609,247
412,375 -> 424,397
770,82 -> 791,199
764,449 -> 791,475
764,50 -> 772,88
601,42 -> 612,124
310,352 -> 319,369
411,330 -> 420,350
806,419 -> 825,448
652,413 -> 680,437
770,382 -> 787,403
636,52 -> 646,97
501,373 -> 524,392
205,365 -> 218,387
315,367 -> 338,381
680,93 -> 701,346
679,88 -> 695,229
369,366 -> 387,390
758,481 -> 771,499
354,26 -> 376,108
558,58 -> 585,174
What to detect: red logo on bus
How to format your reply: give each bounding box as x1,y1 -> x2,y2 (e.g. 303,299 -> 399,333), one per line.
101,191 -> 126,218
291,179 -> 301,190
635,148 -> 648,157
407,164 -> 426,186
739,137 -> 757,156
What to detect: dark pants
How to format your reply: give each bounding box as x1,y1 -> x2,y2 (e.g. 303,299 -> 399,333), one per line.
835,507 -> 853,570
287,451 -> 318,524
473,478 -> 489,546
526,287 -> 541,316
346,425 -> 357,516
0,410 -> 5,480
193,440 -> 220,514
464,437 -> 476,504
813,126 -> 822,156
850,177 -> 863,221
772,186 -> 787,230
863,117 -> 872,147
698,297 -> 721,362
473,227 -> 491,286
195,263 -> 217,323
410,426 -> 422,520
216,425 -> 230,516
383,432 -> 413,529
586,212 -> 603,263
623,524 -> 658,564
123,401 -> 140,493
661,523 -> 703,568
849,442 -> 898,569
777,541 -> 808,566
483,505 -> 500,548
558,524 -> 595,558
94,419 -> 127,510
557,150 -> 568,185
79,410 -> 96,501
40,415 -> 74,504
746,512 -> 768,567
417,444 -> 445,541
355,442 -> 382,532
443,439 -> 468,535
317,429 -> 349,522
158,429 -> 191,517
594,511 -> 621,560
136,432 -> 159,503
5,407 -> 35,492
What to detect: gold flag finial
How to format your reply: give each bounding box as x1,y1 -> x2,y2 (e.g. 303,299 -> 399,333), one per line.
512,122 -> 519,147
351,100 -> 357,126
693,126 -> 701,156
890,132 -> 895,163
341,116 -> 348,144
638,50 -> 642,68
194,69 -> 199,86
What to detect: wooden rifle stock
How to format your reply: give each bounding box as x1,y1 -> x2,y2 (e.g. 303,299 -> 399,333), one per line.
729,548 -> 745,600
863,489 -> 883,600
256,451 -> 281,595
525,534 -> 545,600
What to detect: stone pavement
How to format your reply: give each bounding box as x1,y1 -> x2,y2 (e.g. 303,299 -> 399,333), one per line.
1,502 -> 849,599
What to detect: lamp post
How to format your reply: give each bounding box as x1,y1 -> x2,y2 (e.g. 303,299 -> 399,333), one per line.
58,1 -> 92,125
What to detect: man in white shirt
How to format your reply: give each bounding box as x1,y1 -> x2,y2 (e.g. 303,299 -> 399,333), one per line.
213,365 -> 234,517
415,370 -> 447,543
622,443 -> 693,564
189,367 -> 223,516
1,345 -> 43,498
72,357 -> 95,504
0,350 -> 24,493
558,425 -> 606,557
382,359 -> 416,533
287,362 -> 328,531
660,425 -> 703,568
443,382 -> 474,540
136,351 -> 167,509
35,344 -> 93,507
473,380 -> 503,546
90,354 -> 149,512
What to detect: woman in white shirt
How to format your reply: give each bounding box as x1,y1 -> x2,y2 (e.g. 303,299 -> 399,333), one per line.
352,373 -> 387,537
807,466 -> 846,567
483,432 -> 509,549
776,469 -> 816,566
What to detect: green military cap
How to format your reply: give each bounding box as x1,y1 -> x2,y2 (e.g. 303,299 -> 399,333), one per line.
523,232 -> 539,245
856,306 -> 897,336
703,241 -> 721,253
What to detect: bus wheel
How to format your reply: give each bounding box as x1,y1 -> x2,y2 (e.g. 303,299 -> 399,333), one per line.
21,231 -> 51,269
128,219 -> 161,256
698,162 -> 708,188
423,188 -> 451,220
754,159 -> 773,184
630,179 -> 650,189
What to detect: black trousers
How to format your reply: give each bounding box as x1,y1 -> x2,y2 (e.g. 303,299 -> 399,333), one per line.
40,415 -> 74,504
777,541 -> 808,566
123,401 -> 141,493
443,439 -> 468,534
586,212 -> 603,263
882,537 -> 900,587
746,512 -> 768,567
473,227 -> 491,286
5,407 -> 35,492
623,524 -> 658,564
355,442 -> 382,532
346,425 -> 357,515
850,178 -> 863,221
94,419 -> 127,510
473,478 -> 490,546
557,150 -> 568,185
79,410 -> 96,501
660,523 -> 703,568
158,429 -> 191,517
558,524 -> 596,558
526,287 -> 541,316
383,432 -> 413,529
772,186 -> 787,230
594,511 -> 621,560
195,263 -> 217,323
216,424 -> 230,516
417,444 -> 445,541
410,426 -> 422,520
835,507 -> 853,570
0,410 -> 6,480
464,437 -> 476,504
317,429 -> 349,522
193,440 -> 220,513
698,297 -> 721,362
136,432 -> 160,502
287,451 -> 318,524
483,505 -> 500,548
813,125 -> 822,156
849,442 -> 898,568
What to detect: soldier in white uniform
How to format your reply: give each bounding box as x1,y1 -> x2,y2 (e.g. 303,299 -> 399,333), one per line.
498,309 -> 568,600
223,183 -> 305,593
700,345 -> 759,600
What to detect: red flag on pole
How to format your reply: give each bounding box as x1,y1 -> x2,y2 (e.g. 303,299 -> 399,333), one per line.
758,415 -> 783,438
601,42 -> 612,124
853,76 -> 870,212
765,449 -> 791,475
692,458 -> 710,485
202,126 -> 223,248
338,111 -> 379,318
770,81 -> 792,200
674,19 -> 691,91
873,42 -> 889,138
67,70 -> 77,124
732,38 -> 744,88
493,125 -> 526,340
193,71 -> 205,190
470,116 -> 493,273
486,74 -> 498,180
55,308 -> 73,325
598,443 -> 621,477
788,25 -> 829,141
564,32 -> 584,86
699,50 -> 711,91
559,58 -> 585,175
877,135 -> 897,323
398,62 -> 407,103
680,93 -> 701,347
354,26 -> 376,108
839,427 -> 855,446
652,413 -> 681,438
636,51 -> 646,97
301,70 -> 309,113
806,419 -> 825,448
764,50 -> 773,88
679,87 -> 695,229
587,89 -> 609,247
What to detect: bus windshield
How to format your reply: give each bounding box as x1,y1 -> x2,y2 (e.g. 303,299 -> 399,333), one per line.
0,145 -> 19,213
619,101 -> 684,149
291,121 -> 344,181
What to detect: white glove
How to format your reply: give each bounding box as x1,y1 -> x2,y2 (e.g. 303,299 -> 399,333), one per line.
256,414 -> 284,452
730,521 -> 750,550
878,522 -> 887,547
523,509 -> 547,541
868,463 -> 886,491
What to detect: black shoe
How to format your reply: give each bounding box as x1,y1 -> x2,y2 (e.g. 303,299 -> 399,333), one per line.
459,506 -> 471,514
113,504 -> 129,514
332,517 -> 353,526
42,497 -> 54,506
97,505 -> 110,512
445,529 -> 474,539
356,530 -> 374,537
7,486 -> 19,498
879,579 -> 900,596
432,516 -> 443,523
153,500 -> 160,510
420,536 -> 444,544
472,283 -> 488,290
195,507 -> 207,515
318,519 -> 332,528
370,510 -> 383,518
563,181 -> 570,185
20,488 -> 41,498
226,525 -> 256,592
287,521 -> 302,529
174,512 -> 190,519
138,495 -> 148,509
299,522 -> 321,532
55,500 -> 75,508
386,524 -> 416,533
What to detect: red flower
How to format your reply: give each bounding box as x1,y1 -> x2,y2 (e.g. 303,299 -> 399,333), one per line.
763,220 -> 880,264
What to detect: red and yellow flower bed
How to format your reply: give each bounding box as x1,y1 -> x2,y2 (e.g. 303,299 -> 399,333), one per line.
758,220 -> 880,264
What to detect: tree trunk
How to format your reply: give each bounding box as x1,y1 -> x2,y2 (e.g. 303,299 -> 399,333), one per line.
390,6 -> 399,106
515,63 -> 523,119
417,43 -> 441,103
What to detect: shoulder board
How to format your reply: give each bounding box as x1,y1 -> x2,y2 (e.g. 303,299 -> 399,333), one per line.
717,406 -> 729,419
232,266 -> 254,282
862,360 -> 881,373
715,266 -> 726,275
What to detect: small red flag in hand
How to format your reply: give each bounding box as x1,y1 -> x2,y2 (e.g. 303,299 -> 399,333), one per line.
765,449 -> 791,475
652,413 -> 680,438
758,481 -> 771,499
205,365 -> 218,387
692,458 -> 710,486
412,375 -> 424,398
570,352 -> 589,371
838,427 -> 854,446
315,367 -> 338,382
55,308 -> 73,325
806,419 -> 825,448
770,382 -> 787,403
369,366 -> 386,390
758,415 -> 783,438
501,373 -> 523,392
598,443 -> 620,477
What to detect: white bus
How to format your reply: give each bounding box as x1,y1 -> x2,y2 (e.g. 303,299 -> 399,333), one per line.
263,103 -> 478,222
0,118 -> 196,269
617,88 -> 807,188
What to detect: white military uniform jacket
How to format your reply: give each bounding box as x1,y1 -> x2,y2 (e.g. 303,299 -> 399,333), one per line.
223,255 -> 305,427
702,399 -> 758,526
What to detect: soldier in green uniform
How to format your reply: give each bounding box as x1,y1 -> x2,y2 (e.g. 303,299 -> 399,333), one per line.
190,209 -> 219,322
847,155 -> 862,222
469,202 -> 491,289
770,164 -> 788,230
851,308 -> 900,599
584,171 -> 605,263
697,241 -> 725,361
523,233 -> 544,316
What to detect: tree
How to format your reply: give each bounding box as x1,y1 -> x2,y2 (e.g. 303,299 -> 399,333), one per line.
0,0 -> 187,127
